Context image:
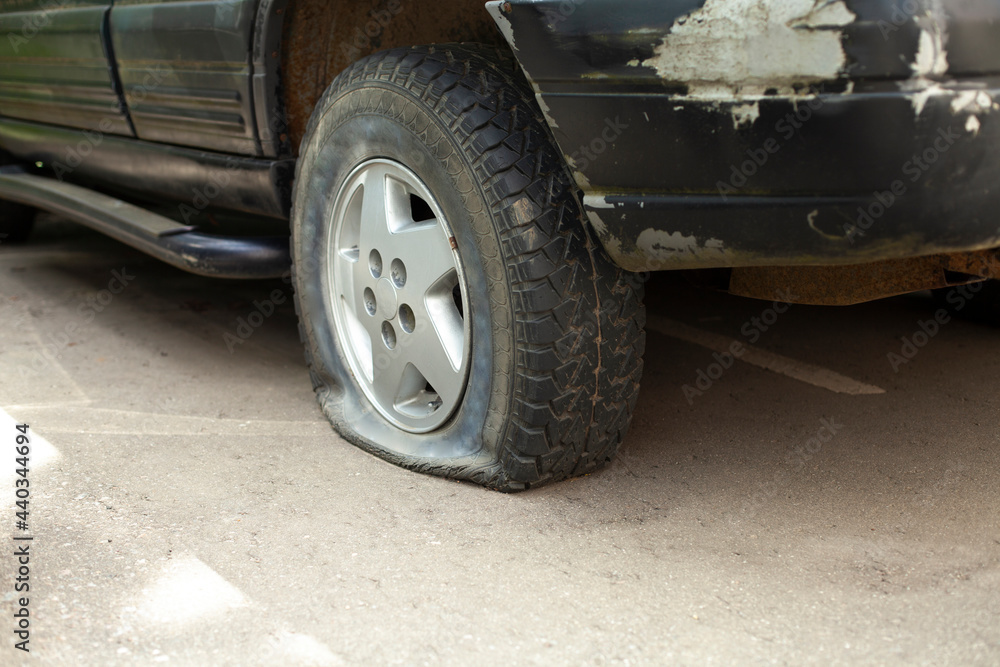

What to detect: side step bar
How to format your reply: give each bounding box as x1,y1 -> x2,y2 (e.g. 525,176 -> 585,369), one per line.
0,166 -> 290,279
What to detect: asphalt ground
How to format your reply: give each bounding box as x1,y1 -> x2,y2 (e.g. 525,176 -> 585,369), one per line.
1,215 -> 998,665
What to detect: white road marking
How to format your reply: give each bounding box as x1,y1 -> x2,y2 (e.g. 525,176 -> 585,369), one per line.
647,315 -> 886,395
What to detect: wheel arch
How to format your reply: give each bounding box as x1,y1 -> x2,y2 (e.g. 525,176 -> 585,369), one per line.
255,0 -> 508,158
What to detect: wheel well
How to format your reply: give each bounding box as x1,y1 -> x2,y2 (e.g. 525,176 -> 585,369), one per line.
279,0 -> 507,154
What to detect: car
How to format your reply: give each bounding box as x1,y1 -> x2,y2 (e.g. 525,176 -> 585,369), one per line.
0,0 -> 997,490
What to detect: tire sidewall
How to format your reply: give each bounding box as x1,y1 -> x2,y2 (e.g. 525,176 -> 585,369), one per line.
292,82 -> 512,468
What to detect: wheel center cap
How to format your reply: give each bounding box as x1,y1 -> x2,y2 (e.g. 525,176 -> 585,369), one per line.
375,277 -> 398,319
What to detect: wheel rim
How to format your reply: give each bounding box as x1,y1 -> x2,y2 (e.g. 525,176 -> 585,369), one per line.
325,159 -> 471,433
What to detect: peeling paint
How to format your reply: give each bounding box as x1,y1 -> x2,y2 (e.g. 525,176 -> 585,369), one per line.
731,101 -> 760,129
904,1 -> 950,116
584,209 -> 609,235
905,83 -> 941,117
904,82 -> 990,119
583,194 -> 615,209
638,0 -> 855,100
913,25 -> 948,77
572,171 -> 592,189
533,88 -> 559,129
486,2 -> 517,52
638,229 -> 700,257
789,1 -> 855,29
584,210 -> 623,258
636,228 -> 726,261
942,88 -> 994,135
566,153 -> 592,190
951,90 -> 993,116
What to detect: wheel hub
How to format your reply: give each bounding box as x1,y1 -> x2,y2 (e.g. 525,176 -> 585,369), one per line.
325,159 -> 471,433
375,277 -> 398,320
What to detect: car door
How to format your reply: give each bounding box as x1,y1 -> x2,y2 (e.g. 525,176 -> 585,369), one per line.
0,0 -> 132,135
109,0 -> 261,155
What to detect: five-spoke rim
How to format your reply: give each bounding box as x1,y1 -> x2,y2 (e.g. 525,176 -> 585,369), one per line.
325,159 -> 471,433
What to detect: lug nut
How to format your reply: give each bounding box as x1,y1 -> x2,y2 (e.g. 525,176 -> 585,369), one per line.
381,321 -> 397,349
391,258 -> 407,288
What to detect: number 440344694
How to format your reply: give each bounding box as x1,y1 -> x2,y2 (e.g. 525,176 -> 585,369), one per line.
15,423 -> 29,529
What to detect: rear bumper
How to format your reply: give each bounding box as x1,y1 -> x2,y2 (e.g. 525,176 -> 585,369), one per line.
491,0 -> 1000,270
579,80 -> 1000,271
577,78 -> 1000,271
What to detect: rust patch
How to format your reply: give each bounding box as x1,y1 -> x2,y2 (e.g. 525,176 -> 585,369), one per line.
281,0 -> 504,153
945,250 -> 1000,280
728,249 -> 1000,306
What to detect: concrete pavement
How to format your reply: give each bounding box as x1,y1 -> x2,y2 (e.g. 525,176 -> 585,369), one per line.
1,215 -> 998,665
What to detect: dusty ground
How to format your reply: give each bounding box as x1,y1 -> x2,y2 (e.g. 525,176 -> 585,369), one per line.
1,216 -> 998,666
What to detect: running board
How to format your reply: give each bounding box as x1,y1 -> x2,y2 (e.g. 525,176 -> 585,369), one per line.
0,166 -> 290,279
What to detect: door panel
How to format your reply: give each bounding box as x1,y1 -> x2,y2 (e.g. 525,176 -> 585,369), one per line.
110,0 -> 260,155
0,1 -> 132,134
